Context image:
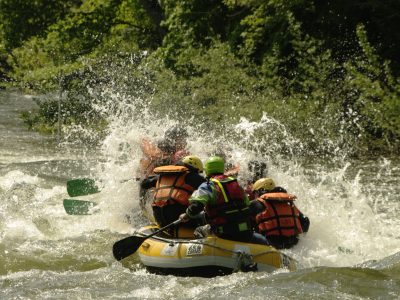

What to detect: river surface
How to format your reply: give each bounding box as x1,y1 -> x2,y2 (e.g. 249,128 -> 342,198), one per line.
1,90 -> 399,299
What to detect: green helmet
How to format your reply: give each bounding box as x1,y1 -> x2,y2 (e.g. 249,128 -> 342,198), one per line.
205,156 -> 225,176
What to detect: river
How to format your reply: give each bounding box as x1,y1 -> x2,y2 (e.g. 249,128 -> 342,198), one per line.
1,90 -> 399,299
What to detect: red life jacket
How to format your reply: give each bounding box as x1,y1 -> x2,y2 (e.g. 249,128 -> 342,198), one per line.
255,192 -> 303,237
152,165 -> 194,207
206,175 -> 251,235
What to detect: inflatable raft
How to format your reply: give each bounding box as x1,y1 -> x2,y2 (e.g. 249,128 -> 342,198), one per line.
131,225 -> 297,277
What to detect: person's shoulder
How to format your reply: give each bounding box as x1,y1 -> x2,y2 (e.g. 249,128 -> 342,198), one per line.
272,186 -> 287,193
186,170 -> 205,180
249,198 -> 264,212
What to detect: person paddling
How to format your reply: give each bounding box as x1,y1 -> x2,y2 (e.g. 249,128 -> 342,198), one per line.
180,156 -> 269,245
140,155 -> 205,236
249,178 -> 310,249
139,125 -> 190,178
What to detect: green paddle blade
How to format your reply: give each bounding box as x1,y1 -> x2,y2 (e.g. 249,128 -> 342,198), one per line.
67,178 -> 100,197
63,199 -> 97,215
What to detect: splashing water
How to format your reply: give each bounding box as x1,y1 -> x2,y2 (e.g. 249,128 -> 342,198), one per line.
1,89 -> 399,299
67,87 -> 400,269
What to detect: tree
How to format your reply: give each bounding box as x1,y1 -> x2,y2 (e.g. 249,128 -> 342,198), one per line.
0,0 -> 81,50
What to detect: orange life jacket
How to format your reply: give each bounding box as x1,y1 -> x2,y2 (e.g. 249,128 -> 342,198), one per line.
255,192 -> 303,237
152,165 -> 194,207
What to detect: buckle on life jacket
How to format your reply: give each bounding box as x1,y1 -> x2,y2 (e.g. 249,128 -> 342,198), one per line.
238,222 -> 249,232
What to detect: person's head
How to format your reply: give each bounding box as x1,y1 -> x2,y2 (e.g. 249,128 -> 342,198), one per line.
252,177 -> 276,197
205,156 -> 225,176
248,160 -> 268,182
182,155 -> 203,173
164,125 -> 188,151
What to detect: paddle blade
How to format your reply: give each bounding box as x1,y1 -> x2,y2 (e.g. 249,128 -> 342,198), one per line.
63,199 -> 97,215
112,236 -> 145,261
67,178 -> 100,197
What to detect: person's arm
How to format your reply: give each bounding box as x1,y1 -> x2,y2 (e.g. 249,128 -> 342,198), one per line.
186,201 -> 205,217
140,175 -> 158,190
185,172 -> 206,189
248,199 -> 264,217
299,211 -> 310,233
225,163 -> 240,177
141,138 -> 162,158
183,182 -> 213,219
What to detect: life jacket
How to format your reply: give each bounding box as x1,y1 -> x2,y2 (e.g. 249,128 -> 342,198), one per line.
152,165 -> 194,207
206,175 -> 251,235
255,192 -> 303,237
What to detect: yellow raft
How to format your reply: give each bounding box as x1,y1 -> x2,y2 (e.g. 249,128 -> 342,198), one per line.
133,225 -> 297,277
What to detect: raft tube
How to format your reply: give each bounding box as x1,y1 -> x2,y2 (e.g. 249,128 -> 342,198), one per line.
133,225 -> 297,277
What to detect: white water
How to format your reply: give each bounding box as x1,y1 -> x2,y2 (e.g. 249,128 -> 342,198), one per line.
1,90 -> 399,299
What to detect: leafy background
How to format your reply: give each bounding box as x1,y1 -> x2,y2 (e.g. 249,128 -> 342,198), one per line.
1,0 -> 399,156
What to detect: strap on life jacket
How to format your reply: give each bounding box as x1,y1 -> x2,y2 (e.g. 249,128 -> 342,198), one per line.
206,176 -> 251,234
211,177 -> 235,203
153,165 -> 194,207
256,197 -> 302,236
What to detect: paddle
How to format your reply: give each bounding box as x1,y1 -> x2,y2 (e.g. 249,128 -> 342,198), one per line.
63,199 -> 97,215
112,219 -> 182,261
67,178 -> 101,197
66,177 -> 143,197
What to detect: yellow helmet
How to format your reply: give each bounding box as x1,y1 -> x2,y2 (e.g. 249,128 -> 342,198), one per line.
182,155 -> 204,172
252,178 -> 276,192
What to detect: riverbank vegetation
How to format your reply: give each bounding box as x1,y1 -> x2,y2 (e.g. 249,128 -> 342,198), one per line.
1,0 -> 399,156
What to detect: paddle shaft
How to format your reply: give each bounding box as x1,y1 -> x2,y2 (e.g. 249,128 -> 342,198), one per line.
142,219 -> 181,240
112,219 -> 182,261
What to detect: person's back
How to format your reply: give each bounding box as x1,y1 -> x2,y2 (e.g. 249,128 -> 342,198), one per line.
142,155 -> 205,229
206,173 -> 253,241
181,156 -> 269,245
250,178 -> 310,249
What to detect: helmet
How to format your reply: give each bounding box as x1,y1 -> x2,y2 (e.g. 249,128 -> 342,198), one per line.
205,156 -> 225,176
182,155 -> 203,172
248,160 -> 268,180
252,178 -> 276,192
165,126 -> 188,142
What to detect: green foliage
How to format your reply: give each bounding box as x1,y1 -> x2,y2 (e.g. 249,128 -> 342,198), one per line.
160,0 -> 230,73
1,0 -> 399,155
0,40 -> 10,85
311,1 -> 400,71
111,0 -> 162,50
41,0 -> 121,63
344,24 -> 400,153
0,0 -> 81,50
